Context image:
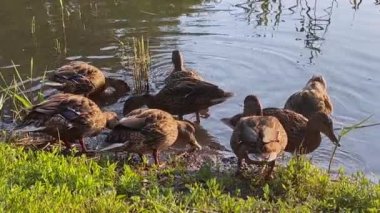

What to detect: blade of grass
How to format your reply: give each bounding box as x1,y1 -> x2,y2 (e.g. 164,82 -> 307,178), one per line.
13,93 -> 32,109
328,115 -> 373,173
11,60 -> 25,90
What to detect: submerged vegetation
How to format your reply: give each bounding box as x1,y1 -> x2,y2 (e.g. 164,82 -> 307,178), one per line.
0,143 -> 379,212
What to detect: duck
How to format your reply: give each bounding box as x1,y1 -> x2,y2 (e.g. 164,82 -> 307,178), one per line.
284,75 -> 333,119
102,108 -> 202,166
164,50 -> 209,120
45,61 -> 106,97
230,95 -> 287,178
123,78 -> 233,123
164,50 -> 203,85
223,95 -> 339,155
14,93 -> 118,152
45,61 -> 130,106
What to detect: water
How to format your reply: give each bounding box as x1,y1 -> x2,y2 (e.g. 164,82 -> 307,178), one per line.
0,0 -> 379,179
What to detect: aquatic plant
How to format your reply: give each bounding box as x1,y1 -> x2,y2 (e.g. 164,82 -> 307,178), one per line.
131,36 -> 150,94
328,115 -> 374,173
118,36 -> 151,94
0,58 -> 46,121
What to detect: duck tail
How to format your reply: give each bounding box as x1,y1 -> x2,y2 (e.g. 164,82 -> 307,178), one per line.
223,91 -> 234,98
43,81 -> 65,89
221,117 -> 235,129
13,125 -> 46,133
98,143 -> 126,152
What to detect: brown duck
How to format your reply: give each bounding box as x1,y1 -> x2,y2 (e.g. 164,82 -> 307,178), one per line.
164,50 -> 203,85
284,75 -> 333,119
230,95 -> 287,177
15,93 -> 118,152
46,61 -> 106,97
102,108 -> 202,166
164,50 -> 209,120
123,78 -> 233,123
223,95 -> 339,154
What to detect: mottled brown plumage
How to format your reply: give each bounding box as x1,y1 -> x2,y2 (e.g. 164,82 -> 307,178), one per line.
47,61 -> 106,97
164,50 -> 207,121
230,95 -> 287,178
263,108 -> 338,154
123,78 -> 233,123
15,93 -> 118,152
105,109 -> 201,165
284,75 -> 333,119
223,95 -> 339,155
164,50 -> 203,85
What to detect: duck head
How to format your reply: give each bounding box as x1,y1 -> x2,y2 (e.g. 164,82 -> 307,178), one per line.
123,94 -> 153,115
177,119 -> 202,151
172,50 -> 185,71
103,111 -> 119,129
306,75 -> 327,91
308,112 -> 340,146
243,94 -> 263,116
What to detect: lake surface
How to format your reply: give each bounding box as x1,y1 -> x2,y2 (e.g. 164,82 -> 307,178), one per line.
1,0 -> 379,179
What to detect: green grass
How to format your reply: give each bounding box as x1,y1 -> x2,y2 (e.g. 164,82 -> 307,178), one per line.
0,58 -> 47,121
131,36 -> 150,94
0,143 -> 379,212
117,36 -> 151,94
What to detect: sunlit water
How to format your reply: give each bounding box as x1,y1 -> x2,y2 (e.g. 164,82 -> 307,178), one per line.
0,0 -> 379,179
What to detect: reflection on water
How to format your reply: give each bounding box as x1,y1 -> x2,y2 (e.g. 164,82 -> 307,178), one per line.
0,0 -> 380,178
0,0 -> 205,80
235,0 -> 337,64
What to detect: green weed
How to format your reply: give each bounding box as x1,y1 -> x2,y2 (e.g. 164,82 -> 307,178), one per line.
117,36 -> 151,94
0,143 -> 378,212
0,58 -> 47,121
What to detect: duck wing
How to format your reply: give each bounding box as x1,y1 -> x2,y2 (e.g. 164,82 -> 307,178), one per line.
17,94 -> 91,129
263,108 -> 307,152
49,62 -> 98,94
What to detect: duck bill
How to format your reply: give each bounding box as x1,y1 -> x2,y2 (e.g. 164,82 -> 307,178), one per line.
189,138 -> 202,151
247,152 -> 277,163
327,129 -> 340,147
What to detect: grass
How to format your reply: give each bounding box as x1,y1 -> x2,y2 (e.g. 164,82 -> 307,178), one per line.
132,36 -> 150,94
328,115 -> 374,173
0,143 -> 379,212
0,58 -> 47,121
118,36 -> 151,94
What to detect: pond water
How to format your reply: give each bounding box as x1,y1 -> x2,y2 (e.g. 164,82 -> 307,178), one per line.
0,0 -> 380,179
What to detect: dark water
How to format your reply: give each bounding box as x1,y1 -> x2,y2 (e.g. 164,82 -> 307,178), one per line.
1,0 -> 380,179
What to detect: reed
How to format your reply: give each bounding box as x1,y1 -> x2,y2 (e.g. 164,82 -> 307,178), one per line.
31,16 -> 36,35
59,0 -> 67,54
0,58 -> 47,121
131,36 -> 151,94
328,115 -> 373,173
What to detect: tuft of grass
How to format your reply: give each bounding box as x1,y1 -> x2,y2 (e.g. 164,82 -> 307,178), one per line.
0,58 -> 47,121
132,36 -> 151,94
117,36 -> 151,94
0,143 -> 379,212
